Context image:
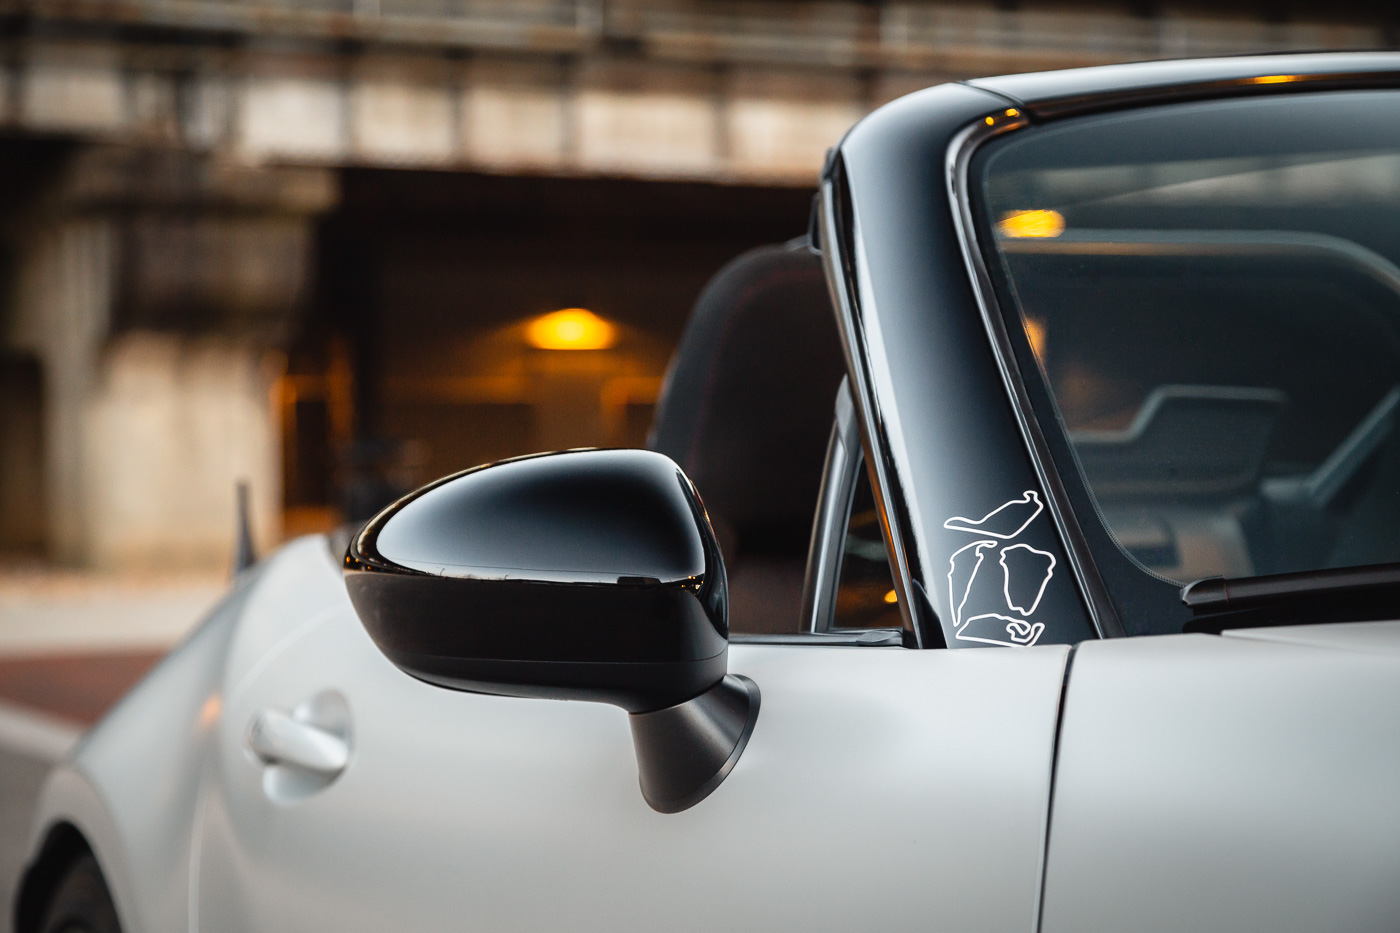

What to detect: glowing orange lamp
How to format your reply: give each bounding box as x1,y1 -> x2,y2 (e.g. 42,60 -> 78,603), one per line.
997,209 -> 1065,239
526,309 -> 617,350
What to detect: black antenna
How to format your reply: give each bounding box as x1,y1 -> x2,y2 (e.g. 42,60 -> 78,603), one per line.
232,481 -> 256,577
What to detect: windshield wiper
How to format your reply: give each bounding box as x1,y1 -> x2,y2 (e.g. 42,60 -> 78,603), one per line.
1182,562 -> 1400,613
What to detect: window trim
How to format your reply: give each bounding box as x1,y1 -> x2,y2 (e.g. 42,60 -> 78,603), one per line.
801,377 -> 862,634
816,162 -> 941,647
945,112 -> 1125,640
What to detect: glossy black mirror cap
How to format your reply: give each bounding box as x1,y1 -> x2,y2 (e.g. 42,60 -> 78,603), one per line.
344,449 -> 729,713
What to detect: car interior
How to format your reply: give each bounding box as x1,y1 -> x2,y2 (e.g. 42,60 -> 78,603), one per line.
1002,232 -> 1400,584
646,220 -> 1400,635
648,239 -> 900,635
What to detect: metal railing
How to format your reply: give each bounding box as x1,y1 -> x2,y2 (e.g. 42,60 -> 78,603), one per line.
0,0 -> 1384,71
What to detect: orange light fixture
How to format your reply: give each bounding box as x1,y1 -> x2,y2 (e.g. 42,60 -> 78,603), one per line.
883,589 -> 898,605
998,209 -> 1065,239
526,308 -> 617,350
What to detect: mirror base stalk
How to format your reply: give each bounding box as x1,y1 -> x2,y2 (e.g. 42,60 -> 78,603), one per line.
629,675 -> 760,814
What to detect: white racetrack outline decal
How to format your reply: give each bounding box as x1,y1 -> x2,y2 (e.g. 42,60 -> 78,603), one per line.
943,491 -> 1043,539
957,612 -> 1046,648
947,540 -> 998,627
998,543 -> 1056,616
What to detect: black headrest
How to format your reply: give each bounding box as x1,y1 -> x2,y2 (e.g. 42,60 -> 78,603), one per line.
650,242 -> 846,559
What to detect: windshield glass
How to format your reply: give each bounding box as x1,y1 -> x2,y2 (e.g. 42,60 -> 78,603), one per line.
975,90 -> 1400,634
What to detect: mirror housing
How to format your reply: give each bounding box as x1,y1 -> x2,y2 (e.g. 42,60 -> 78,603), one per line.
344,449 -> 759,812
344,449 -> 729,713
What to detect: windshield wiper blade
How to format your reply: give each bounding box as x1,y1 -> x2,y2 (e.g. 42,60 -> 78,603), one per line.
1182,562 -> 1400,612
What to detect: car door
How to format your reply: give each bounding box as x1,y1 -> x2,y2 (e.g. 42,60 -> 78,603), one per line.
194,524 -> 1071,933
1038,628 -> 1400,933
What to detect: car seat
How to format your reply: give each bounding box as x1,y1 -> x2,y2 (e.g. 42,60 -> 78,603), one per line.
649,240 -> 847,634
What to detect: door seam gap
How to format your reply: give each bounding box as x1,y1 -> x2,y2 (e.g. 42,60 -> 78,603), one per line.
1033,641 -> 1078,933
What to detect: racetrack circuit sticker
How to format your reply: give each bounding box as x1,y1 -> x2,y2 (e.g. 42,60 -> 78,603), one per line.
944,492 -> 1055,648
943,490 -> 1043,539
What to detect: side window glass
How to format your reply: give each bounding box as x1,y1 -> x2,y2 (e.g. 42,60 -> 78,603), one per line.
800,377 -> 904,639
832,464 -> 902,630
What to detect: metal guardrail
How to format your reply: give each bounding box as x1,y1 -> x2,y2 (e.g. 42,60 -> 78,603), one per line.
0,0 -> 1384,71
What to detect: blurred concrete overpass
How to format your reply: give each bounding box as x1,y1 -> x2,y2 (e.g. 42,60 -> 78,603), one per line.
0,0 -> 1387,570
0,0 -> 1386,180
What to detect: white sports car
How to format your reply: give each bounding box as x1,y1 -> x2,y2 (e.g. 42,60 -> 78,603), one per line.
17,51 -> 1400,933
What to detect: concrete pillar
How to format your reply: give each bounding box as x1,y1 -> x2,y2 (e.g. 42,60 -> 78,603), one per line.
85,334 -> 284,569
8,219 -> 114,564
1,146 -> 337,570
0,351 -> 45,553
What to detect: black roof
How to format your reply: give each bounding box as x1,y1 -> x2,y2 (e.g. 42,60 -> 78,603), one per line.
968,51 -> 1400,118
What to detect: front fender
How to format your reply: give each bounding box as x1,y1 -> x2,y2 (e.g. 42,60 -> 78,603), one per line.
19,543 -> 277,933
21,535 -> 354,933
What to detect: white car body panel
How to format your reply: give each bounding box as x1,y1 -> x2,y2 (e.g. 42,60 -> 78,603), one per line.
188,536 -> 1071,933
27,541 -> 1400,933
1223,618 -> 1400,656
27,576 -> 250,933
1041,628 -> 1400,933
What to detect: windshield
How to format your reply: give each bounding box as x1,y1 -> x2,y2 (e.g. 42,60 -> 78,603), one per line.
974,90 -> 1400,635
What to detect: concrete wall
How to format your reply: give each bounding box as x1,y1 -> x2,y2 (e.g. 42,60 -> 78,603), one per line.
85,335 -> 283,570
0,0 -> 1388,569
5,219 -> 115,566
227,52 -> 870,182
0,2 -> 1384,186
0,150 -> 334,570
3,221 -> 284,569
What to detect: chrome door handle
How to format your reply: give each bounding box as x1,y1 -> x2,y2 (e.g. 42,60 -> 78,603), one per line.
248,708 -> 349,776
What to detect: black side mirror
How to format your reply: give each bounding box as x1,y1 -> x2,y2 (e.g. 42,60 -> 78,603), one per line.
344,448 -> 759,813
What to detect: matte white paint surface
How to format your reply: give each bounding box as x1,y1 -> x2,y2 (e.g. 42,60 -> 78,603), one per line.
25,537 -> 1400,933
28,536 -> 1070,933
1041,630 -> 1400,933
196,538 -> 1069,933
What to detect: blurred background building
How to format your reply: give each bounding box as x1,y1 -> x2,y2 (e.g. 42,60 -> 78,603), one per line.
0,0 -> 1391,572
